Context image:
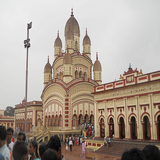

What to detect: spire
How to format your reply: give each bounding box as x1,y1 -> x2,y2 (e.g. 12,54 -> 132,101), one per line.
86,28 -> 87,35
48,56 -> 49,63
129,63 -> 131,68
71,8 -> 73,16
96,52 -> 98,60
57,30 -> 59,37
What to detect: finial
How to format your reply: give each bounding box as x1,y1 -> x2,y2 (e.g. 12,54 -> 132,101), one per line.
86,28 -> 87,35
96,52 -> 98,60
71,8 -> 73,16
67,45 -> 69,53
48,56 -> 49,63
129,63 -> 131,68
57,30 -> 59,37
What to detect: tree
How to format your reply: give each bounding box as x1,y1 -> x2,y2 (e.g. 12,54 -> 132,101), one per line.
4,106 -> 14,116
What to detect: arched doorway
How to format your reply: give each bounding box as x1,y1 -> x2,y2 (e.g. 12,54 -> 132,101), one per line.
90,115 -> 94,124
72,115 -> 77,127
84,114 -> 88,124
79,71 -> 82,78
157,115 -> 160,141
109,118 -> 114,138
119,117 -> 125,139
75,71 -> 78,78
59,115 -> 62,127
37,118 -> 41,129
131,116 -> 137,139
79,115 -> 83,125
143,116 -> 150,140
100,118 -> 105,138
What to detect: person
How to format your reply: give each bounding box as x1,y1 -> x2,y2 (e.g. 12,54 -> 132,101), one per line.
69,138 -> 73,152
66,143 -> 68,151
42,148 -> 57,160
17,132 -> 26,142
104,137 -> 106,146
6,127 -> 14,153
13,141 -> 28,160
121,148 -> 146,160
39,143 -> 47,159
82,140 -> 86,155
142,145 -> 160,160
80,137 -> 82,146
108,136 -> 111,147
28,140 -> 40,160
0,126 -> 11,160
46,135 -> 62,160
76,137 -> 79,145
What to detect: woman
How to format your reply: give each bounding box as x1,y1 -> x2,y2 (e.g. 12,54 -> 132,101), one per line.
82,140 -> 86,155
69,137 -> 73,151
28,140 -> 40,160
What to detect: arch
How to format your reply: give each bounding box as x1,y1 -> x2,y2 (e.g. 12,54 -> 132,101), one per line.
90,114 -> 94,124
119,117 -> 125,139
130,116 -> 137,139
109,117 -> 114,138
143,116 -> 151,140
117,113 -> 125,123
128,113 -> 137,123
72,114 -> 77,127
78,114 -> 83,125
99,118 -> 105,138
107,114 -> 114,123
84,114 -> 89,124
79,71 -> 82,78
37,118 -> 42,129
154,110 -> 160,122
75,70 -> 78,79
141,112 -> 150,122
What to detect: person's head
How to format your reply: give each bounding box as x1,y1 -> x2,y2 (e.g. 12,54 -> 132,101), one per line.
121,148 -> 146,160
29,140 -> 39,158
47,135 -> 61,160
39,143 -> 47,159
13,141 -> 28,160
17,132 -> 26,141
42,148 -> 57,160
142,145 -> 160,160
6,127 -> 14,143
0,126 -> 7,147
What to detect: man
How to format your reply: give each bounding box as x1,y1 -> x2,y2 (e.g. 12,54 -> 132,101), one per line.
13,141 -> 28,160
17,132 -> 26,142
6,127 -> 14,153
0,126 -> 10,160
142,145 -> 160,160
47,135 -> 62,160
121,148 -> 145,160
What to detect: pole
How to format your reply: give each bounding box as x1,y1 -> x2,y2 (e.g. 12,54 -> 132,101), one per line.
25,27 -> 29,134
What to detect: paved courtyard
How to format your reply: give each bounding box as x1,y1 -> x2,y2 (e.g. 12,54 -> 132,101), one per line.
61,139 -> 160,160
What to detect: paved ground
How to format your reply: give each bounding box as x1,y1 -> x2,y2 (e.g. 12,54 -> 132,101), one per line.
61,139 -> 160,160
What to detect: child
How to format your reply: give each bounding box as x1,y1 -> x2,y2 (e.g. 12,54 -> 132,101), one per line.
66,143 -> 68,151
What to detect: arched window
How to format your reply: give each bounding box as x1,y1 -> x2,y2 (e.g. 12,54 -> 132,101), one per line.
79,71 -> 82,78
75,71 -> 78,78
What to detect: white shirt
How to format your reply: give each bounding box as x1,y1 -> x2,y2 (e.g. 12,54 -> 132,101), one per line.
0,144 -> 10,160
9,141 -> 14,152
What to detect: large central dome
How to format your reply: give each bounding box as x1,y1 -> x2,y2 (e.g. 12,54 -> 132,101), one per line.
65,9 -> 80,38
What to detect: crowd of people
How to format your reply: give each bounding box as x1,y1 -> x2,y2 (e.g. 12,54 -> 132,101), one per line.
0,125 -> 160,160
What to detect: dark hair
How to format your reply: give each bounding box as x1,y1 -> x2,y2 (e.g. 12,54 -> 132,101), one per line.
30,140 -> 39,158
42,148 -> 58,160
7,127 -> 14,134
142,145 -> 160,160
47,135 -> 61,152
121,148 -> 146,160
18,132 -> 26,141
39,143 -> 47,158
0,126 -> 7,140
13,141 -> 28,160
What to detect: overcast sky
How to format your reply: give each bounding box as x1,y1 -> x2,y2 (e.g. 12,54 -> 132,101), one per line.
0,0 -> 160,110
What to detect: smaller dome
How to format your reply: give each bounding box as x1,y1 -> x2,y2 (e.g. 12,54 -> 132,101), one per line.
83,29 -> 91,45
64,49 -> 72,64
44,56 -> 52,73
54,31 -> 62,47
93,53 -> 102,71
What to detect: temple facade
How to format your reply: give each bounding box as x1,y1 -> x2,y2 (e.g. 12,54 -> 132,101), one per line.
41,9 -> 101,134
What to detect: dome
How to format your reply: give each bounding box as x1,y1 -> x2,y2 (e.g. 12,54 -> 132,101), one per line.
66,24 -> 73,40
64,50 -> 72,64
93,53 -> 102,71
65,9 -> 80,38
54,31 -> 62,47
83,29 -> 91,45
44,57 -> 52,73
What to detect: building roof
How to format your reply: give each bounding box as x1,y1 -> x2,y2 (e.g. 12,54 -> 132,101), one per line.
65,9 -> 80,38
93,53 -> 102,71
83,29 -> 91,45
54,31 -> 62,47
44,56 -> 52,73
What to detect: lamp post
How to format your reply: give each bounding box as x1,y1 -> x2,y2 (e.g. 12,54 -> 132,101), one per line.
24,22 -> 32,134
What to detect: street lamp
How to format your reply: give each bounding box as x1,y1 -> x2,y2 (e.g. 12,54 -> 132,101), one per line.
24,22 -> 32,134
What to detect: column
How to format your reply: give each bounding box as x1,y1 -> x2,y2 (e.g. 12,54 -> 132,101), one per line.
114,100 -> 118,138
94,102 -> 98,137
105,101 -> 108,137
